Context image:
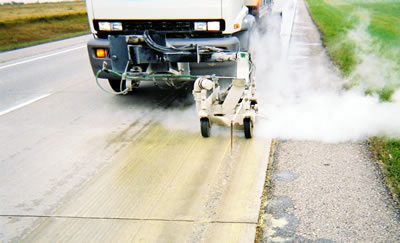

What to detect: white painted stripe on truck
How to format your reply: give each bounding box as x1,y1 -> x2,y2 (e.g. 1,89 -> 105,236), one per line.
0,45 -> 86,70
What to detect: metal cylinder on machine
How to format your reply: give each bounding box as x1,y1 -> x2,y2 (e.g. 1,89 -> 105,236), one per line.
194,77 -> 214,92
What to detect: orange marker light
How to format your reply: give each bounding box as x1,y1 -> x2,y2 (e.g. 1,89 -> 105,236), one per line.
234,23 -> 240,29
96,48 -> 107,58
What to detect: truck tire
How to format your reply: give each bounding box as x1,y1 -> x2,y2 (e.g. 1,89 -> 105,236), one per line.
244,118 -> 253,139
200,118 -> 211,138
108,79 -> 126,93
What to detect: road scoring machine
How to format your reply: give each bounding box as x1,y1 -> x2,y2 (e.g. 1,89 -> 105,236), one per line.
85,0 -> 270,138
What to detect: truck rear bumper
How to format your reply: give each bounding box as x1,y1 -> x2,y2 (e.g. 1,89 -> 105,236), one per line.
87,38 -> 119,80
87,35 -> 242,79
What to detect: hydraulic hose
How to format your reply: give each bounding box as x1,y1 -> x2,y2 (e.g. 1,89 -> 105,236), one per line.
143,30 -> 193,54
143,30 -> 224,54
95,68 -> 203,95
95,69 -> 129,95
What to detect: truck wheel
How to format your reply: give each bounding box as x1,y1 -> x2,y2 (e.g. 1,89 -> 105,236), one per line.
108,79 -> 126,93
200,118 -> 211,138
244,118 -> 253,139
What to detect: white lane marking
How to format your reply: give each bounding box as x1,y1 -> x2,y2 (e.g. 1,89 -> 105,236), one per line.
0,45 -> 86,70
294,42 -> 321,46
294,25 -> 314,29
288,55 -> 310,60
0,94 -> 51,117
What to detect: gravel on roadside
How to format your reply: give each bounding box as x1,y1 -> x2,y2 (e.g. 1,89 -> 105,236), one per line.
260,140 -> 400,242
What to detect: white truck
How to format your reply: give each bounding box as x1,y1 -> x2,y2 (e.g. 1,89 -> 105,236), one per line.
245,0 -> 271,18
85,0 -> 268,138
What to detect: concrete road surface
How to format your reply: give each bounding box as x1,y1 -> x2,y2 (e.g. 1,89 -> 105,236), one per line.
0,35 -> 271,241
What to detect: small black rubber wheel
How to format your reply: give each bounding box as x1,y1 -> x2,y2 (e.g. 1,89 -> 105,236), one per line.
244,118 -> 253,139
108,79 -> 126,93
200,118 -> 211,138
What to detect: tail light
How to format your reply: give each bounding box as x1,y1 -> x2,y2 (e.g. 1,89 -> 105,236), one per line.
95,48 -> 107,58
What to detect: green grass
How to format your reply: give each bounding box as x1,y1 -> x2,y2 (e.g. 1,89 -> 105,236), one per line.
0,1 -> 89,52
360,1 -> 400,47
305,0 -> 400,199
305,0 -> 358,76
370,138 -> 400,200
0,1 -> 86,22
306,0 -> 400,83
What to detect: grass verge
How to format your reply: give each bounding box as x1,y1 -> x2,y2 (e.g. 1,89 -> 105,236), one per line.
0,1 -> 86,22
305,0 -> 400,199
306,0 -> 400,97
0,1 -> 89,52
370,138 -> 400,201
304,0 -> 358,76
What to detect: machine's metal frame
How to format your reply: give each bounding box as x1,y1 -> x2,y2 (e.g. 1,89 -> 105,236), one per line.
192,52 -> 258,138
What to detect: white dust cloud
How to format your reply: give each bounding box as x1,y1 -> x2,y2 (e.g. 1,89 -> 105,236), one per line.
252,9 -> 400,143
344,11 -> 400,90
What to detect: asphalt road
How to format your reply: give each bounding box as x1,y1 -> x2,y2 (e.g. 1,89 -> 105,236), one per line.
0,36 -> 271,241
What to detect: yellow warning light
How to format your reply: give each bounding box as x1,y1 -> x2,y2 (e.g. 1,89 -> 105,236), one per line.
96,48 -> 107,58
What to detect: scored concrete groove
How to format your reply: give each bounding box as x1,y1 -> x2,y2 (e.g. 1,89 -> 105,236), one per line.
0,214 -> 257,225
